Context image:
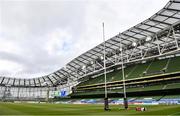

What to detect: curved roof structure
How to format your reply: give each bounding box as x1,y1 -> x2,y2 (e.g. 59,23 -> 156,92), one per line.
0,0 -> 180,87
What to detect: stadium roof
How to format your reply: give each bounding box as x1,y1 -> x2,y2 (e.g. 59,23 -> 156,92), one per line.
0,0 -> 180,87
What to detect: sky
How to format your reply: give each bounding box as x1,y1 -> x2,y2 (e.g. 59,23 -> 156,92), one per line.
0,0 -> 169,78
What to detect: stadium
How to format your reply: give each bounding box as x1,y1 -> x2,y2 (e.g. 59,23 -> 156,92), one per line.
0,0 -> 180,115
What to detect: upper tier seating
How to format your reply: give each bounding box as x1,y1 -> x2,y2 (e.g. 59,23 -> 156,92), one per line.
77,56 -> 180,87
167,56 -> 180,73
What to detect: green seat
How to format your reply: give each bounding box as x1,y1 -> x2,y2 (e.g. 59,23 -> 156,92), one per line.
167,56 -> 180,73
77,56 -> 180,87
147,59 -> 168,73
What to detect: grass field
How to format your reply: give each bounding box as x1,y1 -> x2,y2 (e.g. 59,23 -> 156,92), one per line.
0,102 -> 180,115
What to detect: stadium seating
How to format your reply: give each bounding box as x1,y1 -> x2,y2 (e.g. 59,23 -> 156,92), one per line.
78,70 -> 122,86
161,95 -> 180,99
146,59 -> 168,75
127,85 -> 165,92
109,84 -> 165,93
165,83 -> 180,89
72,82 -> 180,97
73,84 -> 166,95
77,56 -> 180,87
167,56 -> 180,73
125,62 -> 151,79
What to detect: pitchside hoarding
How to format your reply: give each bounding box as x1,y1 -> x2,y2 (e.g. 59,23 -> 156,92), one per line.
54,90 -> 67,97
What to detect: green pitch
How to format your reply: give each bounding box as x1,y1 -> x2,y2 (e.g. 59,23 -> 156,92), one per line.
0,102 -> 180,115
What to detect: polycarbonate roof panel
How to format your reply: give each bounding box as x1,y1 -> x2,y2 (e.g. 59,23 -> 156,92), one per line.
169,2 -> 180,9
64,0 -> 180,72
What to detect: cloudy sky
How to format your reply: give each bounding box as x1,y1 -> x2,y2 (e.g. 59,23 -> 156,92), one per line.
0,0 -> 169,78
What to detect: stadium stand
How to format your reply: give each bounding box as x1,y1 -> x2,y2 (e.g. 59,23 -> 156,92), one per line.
165,83 -> 180,89
76,56 -> 180,87
0,0 -> 180,101
167,56 -> 180,73
71,54 -> 180,99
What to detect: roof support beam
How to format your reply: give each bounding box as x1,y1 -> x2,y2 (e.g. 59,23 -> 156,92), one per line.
0,77 -> 4,84
92,47 -> 104,55
52,75 -> 59,81
29,79 -> 31,86
74,58 -> 87,66
24,79 -> 26,86
170,0 -> 180,3
13,79 -> 15,86
57,71 -> 67,77
106,41 -> 120,48
80,55 -> 93,62
134,26 -> 156,34
42,77 -> 47,86
53,73 -> 61,79
33,79 -> 36,86
6,78 -> 10,85
164,8 -> 180,12
122,33 -> 140,41
67,63 -> 78,71
110,38 -> 127,46
38,78 -> 41,86
64,66 -> 80,78
142,23 -> 164,30
60,69 -> 72,77
70,61 -> 81,69
18,79 -> 20,86
83,53 -> 96,60
87,50 -> 101,57
157,13 -> 180,20
100,43 -> 117,52
128,30 -> 147,37
116,34 -> 133,43
47,76 -> 54,85
149,18 -> 172,26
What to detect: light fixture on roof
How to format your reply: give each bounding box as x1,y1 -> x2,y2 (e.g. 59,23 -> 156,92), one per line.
43,82 -> 48,86
91,61 -> 94,64
132,42 -> 137,47
100,56 -> 104,60
43,81 -> 51,87
82,65 -> 86,70
120,48 -> 122,52
146,36 -> 152,42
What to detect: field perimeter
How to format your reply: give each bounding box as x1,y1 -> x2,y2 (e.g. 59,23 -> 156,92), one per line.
0,102 -> 180,115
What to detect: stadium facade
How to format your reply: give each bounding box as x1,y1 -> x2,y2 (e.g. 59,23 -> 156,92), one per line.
0,0 -> 180,101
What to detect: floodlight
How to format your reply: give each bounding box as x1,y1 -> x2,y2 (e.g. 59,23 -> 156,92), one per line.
90,61 -> 94,64
42,82 -> 48,86
146,36 -> 152,42
132,42 -> 137,47
120,48 -> 122,52
82,65 -> 86,70
100,56 -> 104,60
